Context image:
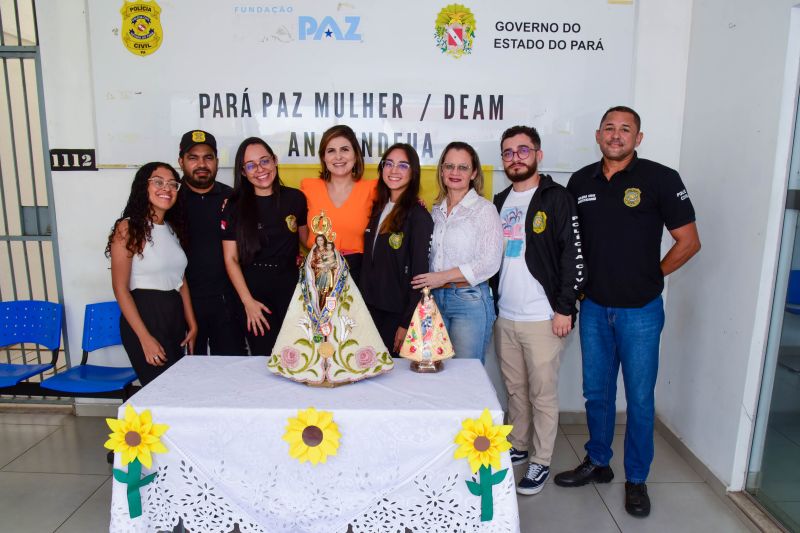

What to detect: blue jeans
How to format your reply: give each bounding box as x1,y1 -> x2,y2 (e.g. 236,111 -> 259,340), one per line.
579,296 -> 664,484
433,282 -> 495,364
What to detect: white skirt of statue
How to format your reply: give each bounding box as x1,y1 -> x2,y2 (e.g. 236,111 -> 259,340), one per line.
267,211 -> 394,385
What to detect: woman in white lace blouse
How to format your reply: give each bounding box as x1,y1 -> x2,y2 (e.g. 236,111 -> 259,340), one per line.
411,142 -> 503,362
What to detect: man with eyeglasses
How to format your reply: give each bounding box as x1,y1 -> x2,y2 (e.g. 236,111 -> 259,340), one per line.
490,125 -> 584,496
178,130 -> 247,355
554,107 -> 700,518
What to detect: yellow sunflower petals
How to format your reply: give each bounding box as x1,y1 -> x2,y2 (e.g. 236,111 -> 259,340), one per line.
289,441 -> 306,458
453,409 -> 513,473
149,441 -> 168,455
151,423 -> 170,436
307,445 -> 322,465
283,408 -> 340,466
106,417 -> 124,432
139,447 -> 153,469
121,447 -> 134,466
317,411 -> 333,428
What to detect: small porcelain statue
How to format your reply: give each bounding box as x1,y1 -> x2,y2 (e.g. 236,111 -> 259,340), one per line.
399,287 -> 454,372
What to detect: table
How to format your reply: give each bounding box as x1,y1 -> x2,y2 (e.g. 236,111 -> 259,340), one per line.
109,356 -> 520,533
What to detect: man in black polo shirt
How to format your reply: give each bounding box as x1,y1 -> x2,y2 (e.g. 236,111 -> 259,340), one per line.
554,107 -> 700,518
178,130 -> 247,355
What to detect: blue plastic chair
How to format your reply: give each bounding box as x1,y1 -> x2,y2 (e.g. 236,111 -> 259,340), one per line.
787,270 -> 800,315
0,300 -> 63,387
41,301 -> 138,397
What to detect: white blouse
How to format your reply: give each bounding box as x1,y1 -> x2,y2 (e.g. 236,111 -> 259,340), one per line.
129,223 -> 187,292
430,189 -> 503,286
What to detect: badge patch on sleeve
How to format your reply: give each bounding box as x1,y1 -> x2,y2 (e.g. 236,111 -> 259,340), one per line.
623,188 -> 641,207
532,211 -> 547,234
285,215 -> 298,232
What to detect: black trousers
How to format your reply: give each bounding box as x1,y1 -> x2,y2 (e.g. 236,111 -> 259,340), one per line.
343,253 -> 363,287
242,263 -> 298,356
192,291 -> 248,355
367,305 -> 405,358
120,289 -> 185,386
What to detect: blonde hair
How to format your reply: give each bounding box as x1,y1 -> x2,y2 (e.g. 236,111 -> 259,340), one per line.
434,141 -> 484,203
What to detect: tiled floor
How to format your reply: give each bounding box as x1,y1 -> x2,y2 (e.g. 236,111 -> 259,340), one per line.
0,412 -> 752,532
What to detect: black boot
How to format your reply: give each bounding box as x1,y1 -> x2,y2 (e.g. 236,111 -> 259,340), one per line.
553,456 -> 614,487
625,482 -> 650,517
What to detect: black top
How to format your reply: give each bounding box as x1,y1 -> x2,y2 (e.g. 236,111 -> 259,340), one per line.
221,186 -> 308,266
490,174 -> 585,319
359,203 -> 433,326
181,181 -> 233,299
567,154 -> 696,307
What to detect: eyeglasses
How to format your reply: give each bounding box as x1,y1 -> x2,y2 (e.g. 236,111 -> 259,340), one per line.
442,163 -> 472,174
148,177 -> 181,191
501,146 -> 538,162
243,157 -> 275,173
381,160 -> 411,172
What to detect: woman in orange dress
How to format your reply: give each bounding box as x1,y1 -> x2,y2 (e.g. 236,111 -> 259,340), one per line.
301,125 -> 377,285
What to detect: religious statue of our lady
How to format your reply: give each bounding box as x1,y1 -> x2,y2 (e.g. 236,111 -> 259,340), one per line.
399,287 -> 454,372
267,211 -> 394,385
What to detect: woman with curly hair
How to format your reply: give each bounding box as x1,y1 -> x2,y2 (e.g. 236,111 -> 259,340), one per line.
106,162 -> 197,385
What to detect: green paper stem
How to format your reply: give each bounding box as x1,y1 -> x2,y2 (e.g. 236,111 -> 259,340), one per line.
465,464 -> 508,522
112,458 -> 157,518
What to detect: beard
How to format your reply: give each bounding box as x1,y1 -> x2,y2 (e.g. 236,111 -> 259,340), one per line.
183,169 -> 215,189
504,159 -> 537,182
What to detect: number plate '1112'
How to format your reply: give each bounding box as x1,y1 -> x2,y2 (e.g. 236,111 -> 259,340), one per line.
49,149 -> 97,171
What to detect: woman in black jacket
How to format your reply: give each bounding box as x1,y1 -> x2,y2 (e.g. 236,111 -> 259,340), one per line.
359,143 -> 433,357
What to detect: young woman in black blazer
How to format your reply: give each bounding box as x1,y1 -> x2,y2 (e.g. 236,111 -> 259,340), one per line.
359,143 -> 433,357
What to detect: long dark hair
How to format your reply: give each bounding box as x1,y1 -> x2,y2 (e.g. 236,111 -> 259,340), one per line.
228,137 -> 283,265
317,124 -> 365,181
105,162 -> 186,258
371,143 -> 421,234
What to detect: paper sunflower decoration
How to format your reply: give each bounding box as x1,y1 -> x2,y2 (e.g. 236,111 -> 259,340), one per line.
453,409 -> 512,522
105,404 -> 169,518
283,407 -> 341,465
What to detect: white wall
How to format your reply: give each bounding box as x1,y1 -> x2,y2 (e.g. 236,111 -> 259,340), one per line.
37,1 -> 126,367
657,0 -> 799,489
35,1 -> 697,408
39,3 -> 785,493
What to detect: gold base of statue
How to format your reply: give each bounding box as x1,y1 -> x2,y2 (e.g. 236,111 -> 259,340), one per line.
410,360 -> 443,373
305,380 -> 350,388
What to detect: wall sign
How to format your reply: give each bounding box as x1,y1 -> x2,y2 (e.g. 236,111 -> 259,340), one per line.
49,149 -> 97,171
87,0 -> 636,171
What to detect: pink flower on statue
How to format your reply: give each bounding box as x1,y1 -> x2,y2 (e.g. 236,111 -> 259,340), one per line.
355,347 -> 377,369
281,347 -> 300,369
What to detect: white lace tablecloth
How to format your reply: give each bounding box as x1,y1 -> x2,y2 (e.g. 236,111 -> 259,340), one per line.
109,356 -> 519,533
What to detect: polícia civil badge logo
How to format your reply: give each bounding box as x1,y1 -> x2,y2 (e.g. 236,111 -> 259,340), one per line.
120,0 -> 163,57
532,211 -> 547,234
623,188 -> 641,207
285,215 -> 298,233
435,4 -> 476,59
389,232 -> 404,249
